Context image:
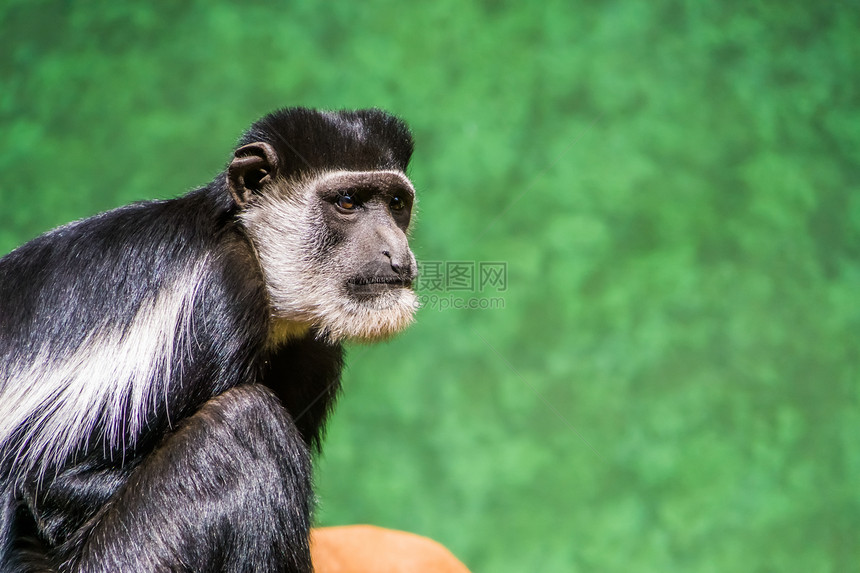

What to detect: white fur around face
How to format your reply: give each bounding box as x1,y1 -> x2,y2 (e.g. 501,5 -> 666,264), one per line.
240,170 -> 418,346
0,259 -> 209,484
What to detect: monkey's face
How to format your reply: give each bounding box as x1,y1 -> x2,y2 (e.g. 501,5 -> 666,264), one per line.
238,163 -> 418,345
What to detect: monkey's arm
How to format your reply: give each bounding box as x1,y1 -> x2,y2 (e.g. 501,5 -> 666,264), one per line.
61,385 -> 312,573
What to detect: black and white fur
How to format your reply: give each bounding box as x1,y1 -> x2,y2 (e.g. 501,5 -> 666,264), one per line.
0,107 -> 418,572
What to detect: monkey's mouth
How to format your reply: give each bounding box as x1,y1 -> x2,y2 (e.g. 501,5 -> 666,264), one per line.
346,276 -> 413,297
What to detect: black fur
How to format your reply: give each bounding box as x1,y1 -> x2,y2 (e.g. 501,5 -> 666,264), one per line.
0,108 -> 414,572
241,108 -> 413,176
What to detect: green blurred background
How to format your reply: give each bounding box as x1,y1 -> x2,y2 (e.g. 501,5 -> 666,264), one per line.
2,1 -> 858,571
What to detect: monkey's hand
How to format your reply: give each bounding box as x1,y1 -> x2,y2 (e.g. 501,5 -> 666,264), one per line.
64,385 -> 312,573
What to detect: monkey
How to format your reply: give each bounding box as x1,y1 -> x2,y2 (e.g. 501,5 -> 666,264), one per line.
0,107 -> 418,572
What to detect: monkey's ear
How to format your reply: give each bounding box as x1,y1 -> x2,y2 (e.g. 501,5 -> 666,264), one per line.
227,142 -> 279,207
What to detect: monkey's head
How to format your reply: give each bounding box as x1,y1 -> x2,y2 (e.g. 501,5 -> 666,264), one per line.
228,108 -> 418,345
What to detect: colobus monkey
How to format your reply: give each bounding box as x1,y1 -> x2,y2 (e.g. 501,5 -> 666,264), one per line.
0,108 -> 418,572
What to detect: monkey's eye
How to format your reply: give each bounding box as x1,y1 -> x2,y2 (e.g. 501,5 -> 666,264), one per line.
389,196 -> 405,211
337,194 -> 357,210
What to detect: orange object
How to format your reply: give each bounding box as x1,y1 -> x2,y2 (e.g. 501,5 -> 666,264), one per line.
310,525 -> 471,573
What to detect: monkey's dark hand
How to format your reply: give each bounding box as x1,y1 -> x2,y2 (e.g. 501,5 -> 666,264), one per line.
63,385 -> 311,573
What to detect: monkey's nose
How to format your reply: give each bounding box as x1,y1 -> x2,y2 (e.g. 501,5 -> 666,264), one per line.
382,250 -> 409,278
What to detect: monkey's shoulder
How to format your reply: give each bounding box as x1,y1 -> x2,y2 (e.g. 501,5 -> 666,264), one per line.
1,191 -> 228,273
0,189 -> 266,360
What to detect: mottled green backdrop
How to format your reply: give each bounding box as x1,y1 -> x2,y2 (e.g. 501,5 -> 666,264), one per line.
1,1 -> 858,571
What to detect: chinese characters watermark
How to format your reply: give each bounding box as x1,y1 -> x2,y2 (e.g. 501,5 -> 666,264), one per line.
415,261 -> 507,311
